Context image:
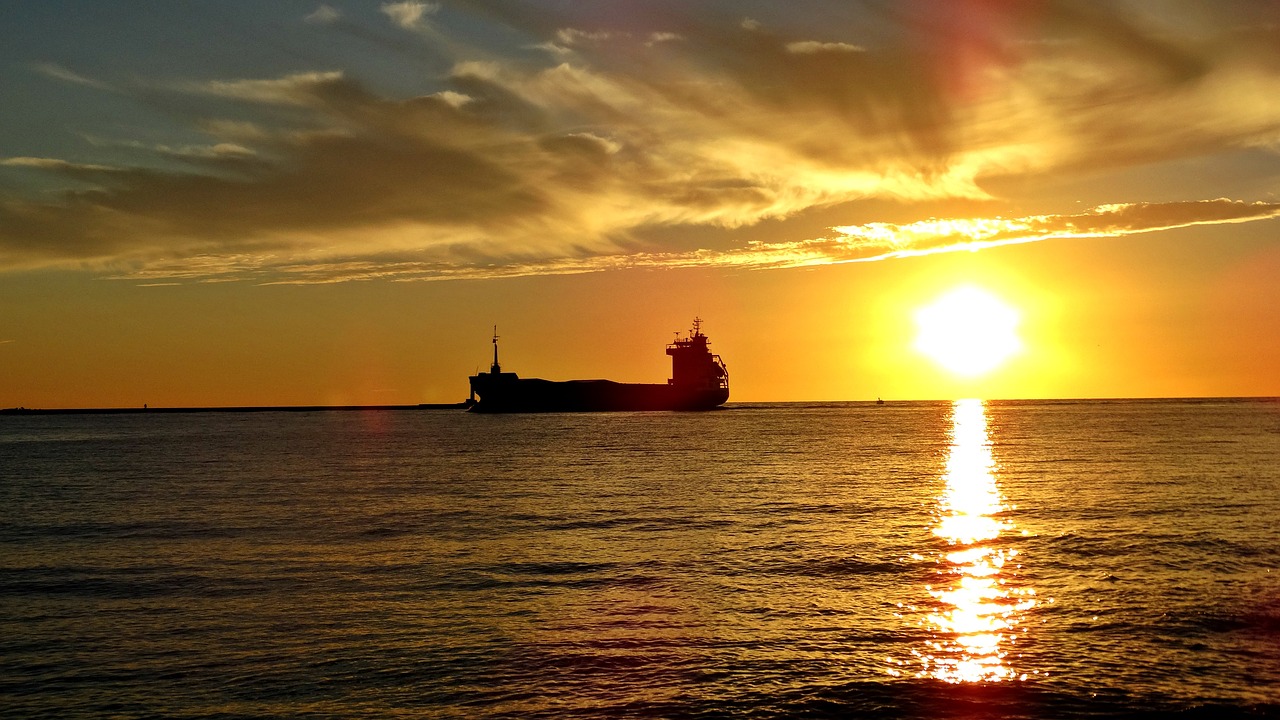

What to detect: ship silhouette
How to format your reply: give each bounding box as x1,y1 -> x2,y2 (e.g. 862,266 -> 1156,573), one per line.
468,319 -> 729,412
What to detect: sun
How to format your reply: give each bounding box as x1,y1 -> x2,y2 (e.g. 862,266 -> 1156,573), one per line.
913,286 -> 1022,377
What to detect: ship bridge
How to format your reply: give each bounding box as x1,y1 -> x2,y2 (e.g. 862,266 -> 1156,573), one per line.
667,318 -> 729,391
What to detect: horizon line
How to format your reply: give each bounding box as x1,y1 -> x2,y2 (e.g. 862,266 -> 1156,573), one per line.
3,396 -> 1277,415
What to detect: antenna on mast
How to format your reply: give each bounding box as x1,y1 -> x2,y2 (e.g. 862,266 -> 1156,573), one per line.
490,325 -> 501,374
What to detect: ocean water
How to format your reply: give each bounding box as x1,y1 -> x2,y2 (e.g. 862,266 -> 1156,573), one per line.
2,399 -> 1279,718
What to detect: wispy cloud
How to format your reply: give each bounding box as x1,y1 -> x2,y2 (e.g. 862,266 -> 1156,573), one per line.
555,28 -> 613,46
740,200 -> 1280,267
381,1 -> 439,30
304,4 -> 341,25
4,2 -> 1280,282
1,157 -> 119,173
76,133 -> 256,162
647,32 -> 683,47
101,200 -> 1280,284
32,62 -> 114,91
183,71 -> 348,106
785,41 -> 865,54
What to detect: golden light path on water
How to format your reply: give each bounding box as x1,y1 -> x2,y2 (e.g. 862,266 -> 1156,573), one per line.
895,399 -> 1038,683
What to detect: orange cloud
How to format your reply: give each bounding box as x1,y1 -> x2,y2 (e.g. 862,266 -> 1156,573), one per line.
98,200 -> 1280,284
2,3 -> 1279,282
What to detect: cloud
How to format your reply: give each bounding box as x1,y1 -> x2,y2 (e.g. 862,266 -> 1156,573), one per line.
814,199 -> 1280,264
304,4 -> 341,25
32,63 -> 113,91
83,200 -> 1280,285
183,71 -> 349,106
2,157 -> 119,173
3,2 -> 1280,282
647,32 -> 683,46
533,28 -> 616,58
785,41 -> 865,54
556,28 -> 613,46
74,133 -> 258,162
381,1 -> 439,30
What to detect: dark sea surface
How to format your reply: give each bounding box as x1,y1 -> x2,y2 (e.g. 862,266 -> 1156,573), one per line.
2,399 -> 1279,719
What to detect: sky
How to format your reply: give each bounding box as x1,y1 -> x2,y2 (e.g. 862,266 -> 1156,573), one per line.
2,0 -> 1279,407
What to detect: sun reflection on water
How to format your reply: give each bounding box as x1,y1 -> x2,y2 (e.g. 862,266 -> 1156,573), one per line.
898,398 -> 1037,683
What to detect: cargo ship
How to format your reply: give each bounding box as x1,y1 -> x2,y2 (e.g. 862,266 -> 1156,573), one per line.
468,319 -> 729,412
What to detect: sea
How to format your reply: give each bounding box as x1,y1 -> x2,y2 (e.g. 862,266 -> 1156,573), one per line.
2,398 -> 1278,719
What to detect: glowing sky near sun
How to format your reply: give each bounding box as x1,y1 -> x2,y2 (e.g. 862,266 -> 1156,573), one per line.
1,1 -> 1278,406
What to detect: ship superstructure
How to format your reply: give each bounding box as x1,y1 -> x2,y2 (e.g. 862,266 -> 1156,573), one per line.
666,317 -> 729,394
468,319 -> 729,413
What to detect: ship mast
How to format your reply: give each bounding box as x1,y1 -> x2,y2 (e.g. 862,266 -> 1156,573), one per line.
491,325 -> 501,374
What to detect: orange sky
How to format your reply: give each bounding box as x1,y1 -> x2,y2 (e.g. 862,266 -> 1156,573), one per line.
2,1 -> 1279,406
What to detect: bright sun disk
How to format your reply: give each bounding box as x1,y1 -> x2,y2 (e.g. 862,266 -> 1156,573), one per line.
914,286 -> 1022,377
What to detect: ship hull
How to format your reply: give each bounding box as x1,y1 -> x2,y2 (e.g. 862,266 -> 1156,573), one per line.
469,376 -> 728,413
